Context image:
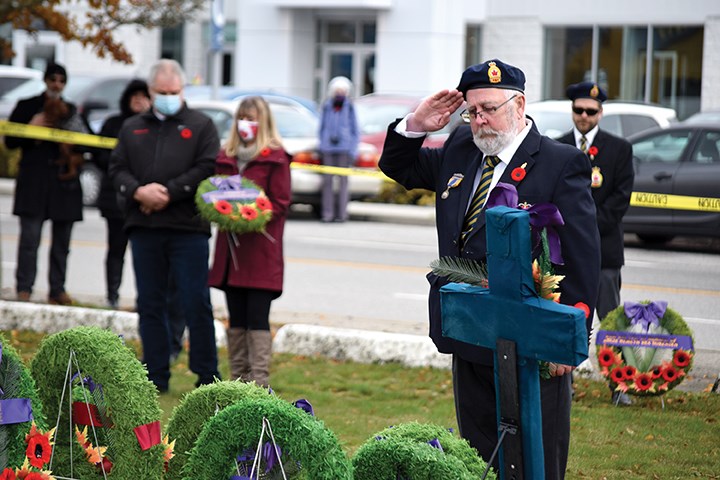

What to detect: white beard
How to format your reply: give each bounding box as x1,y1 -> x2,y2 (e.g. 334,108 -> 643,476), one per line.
472,125 -> 516,155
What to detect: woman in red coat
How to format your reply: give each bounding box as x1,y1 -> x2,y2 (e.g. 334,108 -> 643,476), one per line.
207,96 -> 291,387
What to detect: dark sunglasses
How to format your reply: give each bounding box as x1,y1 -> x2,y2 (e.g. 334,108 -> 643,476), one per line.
572,106 -> 599,116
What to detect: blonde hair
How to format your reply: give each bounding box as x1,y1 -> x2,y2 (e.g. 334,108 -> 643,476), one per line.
224,96 -> 283,157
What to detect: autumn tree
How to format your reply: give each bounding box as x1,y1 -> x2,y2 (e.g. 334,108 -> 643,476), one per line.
1,0 -> 207,64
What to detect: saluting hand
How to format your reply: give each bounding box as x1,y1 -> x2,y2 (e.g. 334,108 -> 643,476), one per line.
406,89 -> 464,133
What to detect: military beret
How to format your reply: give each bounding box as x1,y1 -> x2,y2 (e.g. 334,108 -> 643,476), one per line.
457,59 -> 526,96
566,81 -> 607,103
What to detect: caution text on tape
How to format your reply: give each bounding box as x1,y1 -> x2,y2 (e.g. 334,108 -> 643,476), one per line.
630,191 -> 720,212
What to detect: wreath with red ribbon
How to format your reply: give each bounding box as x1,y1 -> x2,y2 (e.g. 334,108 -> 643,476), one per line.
596,301 -> 694,396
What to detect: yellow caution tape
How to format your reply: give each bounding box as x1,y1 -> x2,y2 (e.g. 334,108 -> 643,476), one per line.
289,162 -> 390,179
0,120 -> 117,149
630,191 -> 720,212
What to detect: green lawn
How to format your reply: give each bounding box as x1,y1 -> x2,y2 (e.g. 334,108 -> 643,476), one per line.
6,329 -> 720,479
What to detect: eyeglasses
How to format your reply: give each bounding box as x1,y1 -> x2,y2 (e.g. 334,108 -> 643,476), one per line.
572,106 -> 599,116
461,94 -> 518,122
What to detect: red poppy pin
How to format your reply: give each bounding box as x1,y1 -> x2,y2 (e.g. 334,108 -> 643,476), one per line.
260,147 -> 271,157
511,162 -> 527,182
588,146 -> 598,160
180,128 -> 192,139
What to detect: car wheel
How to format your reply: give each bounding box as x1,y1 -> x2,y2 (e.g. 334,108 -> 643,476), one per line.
636,234 -> 674,244
79,163 -> 103,207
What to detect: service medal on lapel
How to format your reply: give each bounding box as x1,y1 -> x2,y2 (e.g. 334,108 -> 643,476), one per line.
441,173 -> 464,199
591,166 -> 603,188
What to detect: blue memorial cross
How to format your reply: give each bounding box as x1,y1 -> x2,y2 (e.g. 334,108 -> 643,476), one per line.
440,206 -> 589,480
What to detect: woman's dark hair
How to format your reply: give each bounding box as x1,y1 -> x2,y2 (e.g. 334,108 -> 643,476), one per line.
119,79 -> 150,117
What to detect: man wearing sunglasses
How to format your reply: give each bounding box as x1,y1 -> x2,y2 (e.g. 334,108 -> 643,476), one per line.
557,82 -> 634,406
379,59 -> 600,479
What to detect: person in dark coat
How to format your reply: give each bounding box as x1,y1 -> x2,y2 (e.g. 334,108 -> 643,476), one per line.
96,79 -> 151,308
378,59 -> 600,480
4,62 -> 86,305
109,59 -> 220,392
318,76 -> 360,222
207,96 -> 292,387
557,81 -> 635,405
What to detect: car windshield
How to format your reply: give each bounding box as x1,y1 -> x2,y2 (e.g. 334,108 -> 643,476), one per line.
270,103 -> 318,138
525,110 -> 572,139
0,75 -> 98,104
683,112 -> 720,124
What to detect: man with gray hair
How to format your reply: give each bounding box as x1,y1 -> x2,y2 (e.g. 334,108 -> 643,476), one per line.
109,59 -> 220,392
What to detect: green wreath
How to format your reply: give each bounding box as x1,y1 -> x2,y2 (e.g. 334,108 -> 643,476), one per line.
180,396 -> 352,480
353,422 -> 495,480
597,302 -> 694,397
164,380 -> 272,479
30,326 -> 167,478
195,174 -> 273,233
0,333 -> 47,470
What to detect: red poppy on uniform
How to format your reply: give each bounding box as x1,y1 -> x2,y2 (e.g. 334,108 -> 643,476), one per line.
588,146 -> 598,156
260,147 -> 271,157
180,128 -> 192,139
511,167 -> 526,182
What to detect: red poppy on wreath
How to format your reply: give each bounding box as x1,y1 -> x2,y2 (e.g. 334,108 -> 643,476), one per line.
587,146 -> 598,158
260,147 -> 271,157
610,367 -> 625,384
214,200 -> 233,215
256,196 -> 272,211
662,364 -> 680,382
597,346 -> 617,368
651,366 -> 663,379
0,468 -> 16,480
622,365 -> 637,381
180,128 -> 192,139
510,162 -> 527,182
241,205 -> 258,220
24,472 -> 48,480
25,422 -> 55,469
673,350 -> 691,367
634,372 -> 654,392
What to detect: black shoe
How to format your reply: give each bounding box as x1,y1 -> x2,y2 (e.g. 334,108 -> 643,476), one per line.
155,383 -> 168,393
611,391 -> 633,406
195,376 -> 218,388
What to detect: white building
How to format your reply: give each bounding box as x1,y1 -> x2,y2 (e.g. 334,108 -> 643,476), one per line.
7,0 -> 720,118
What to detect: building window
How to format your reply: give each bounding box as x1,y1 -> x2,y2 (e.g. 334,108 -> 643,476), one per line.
544,25 -> 702,119
465,25 -> 482,67
161,25 -> 184,60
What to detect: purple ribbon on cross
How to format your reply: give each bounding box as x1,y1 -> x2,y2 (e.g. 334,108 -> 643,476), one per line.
486,182 -> 565,264
624,300 -> 668,332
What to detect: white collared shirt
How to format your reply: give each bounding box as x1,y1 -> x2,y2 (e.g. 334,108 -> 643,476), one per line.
573,125 -> 599,151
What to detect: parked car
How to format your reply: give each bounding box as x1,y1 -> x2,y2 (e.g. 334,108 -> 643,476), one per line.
354,93 -> 465,154
186,96 -> 382,211
682,111 -> 720,125
623,123 -> 720,243
183,85 -> 319,114
525,100 -> 678,139
0,65 -> 42,97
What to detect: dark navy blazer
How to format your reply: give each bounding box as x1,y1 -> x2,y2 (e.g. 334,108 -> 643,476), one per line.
379,119 -> 601,364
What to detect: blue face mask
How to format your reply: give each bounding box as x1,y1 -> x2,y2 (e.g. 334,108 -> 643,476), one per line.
153,94 -> 182,116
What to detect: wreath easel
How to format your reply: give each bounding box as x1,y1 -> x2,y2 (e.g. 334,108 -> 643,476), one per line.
30,326 -> 168,479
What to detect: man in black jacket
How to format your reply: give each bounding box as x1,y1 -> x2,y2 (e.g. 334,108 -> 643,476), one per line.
379,59 -> 600,480
557,82 -> 635,405
109,59 -> 220,392
4,63 -> 84,305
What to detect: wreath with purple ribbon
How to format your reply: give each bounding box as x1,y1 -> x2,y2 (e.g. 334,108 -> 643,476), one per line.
596,301 -> 695,396
195,174 -> 273,234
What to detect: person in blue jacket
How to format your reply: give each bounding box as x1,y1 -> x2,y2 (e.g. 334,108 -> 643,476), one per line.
318,76 -> 360,222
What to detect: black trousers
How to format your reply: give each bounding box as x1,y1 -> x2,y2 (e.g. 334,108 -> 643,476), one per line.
104,217 -> 129,304
224,287 -> 274,331
452,355 -> 572,480
16,216 -> 74,297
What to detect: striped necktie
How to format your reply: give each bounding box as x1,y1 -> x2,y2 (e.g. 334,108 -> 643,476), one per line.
461,155 -> 501,243
579,135 -> 588,153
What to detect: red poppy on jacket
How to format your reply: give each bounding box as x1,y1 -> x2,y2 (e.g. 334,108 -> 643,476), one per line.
588,146 -> 598,156
511,167 -> 526,182
180,128 -> 192,139
260,147 -> 271,157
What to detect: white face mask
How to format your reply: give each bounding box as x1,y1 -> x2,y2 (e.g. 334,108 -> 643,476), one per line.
237,119 -> 258,142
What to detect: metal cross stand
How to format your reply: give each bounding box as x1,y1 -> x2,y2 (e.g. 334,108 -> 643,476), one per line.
441,206 -> 589,480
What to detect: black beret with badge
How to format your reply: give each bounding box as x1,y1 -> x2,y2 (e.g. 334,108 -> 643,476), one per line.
457,58 -> 526,97
566,81 -> 607,103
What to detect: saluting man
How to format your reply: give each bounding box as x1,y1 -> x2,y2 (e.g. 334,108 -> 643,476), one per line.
557,82 -> 635,405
